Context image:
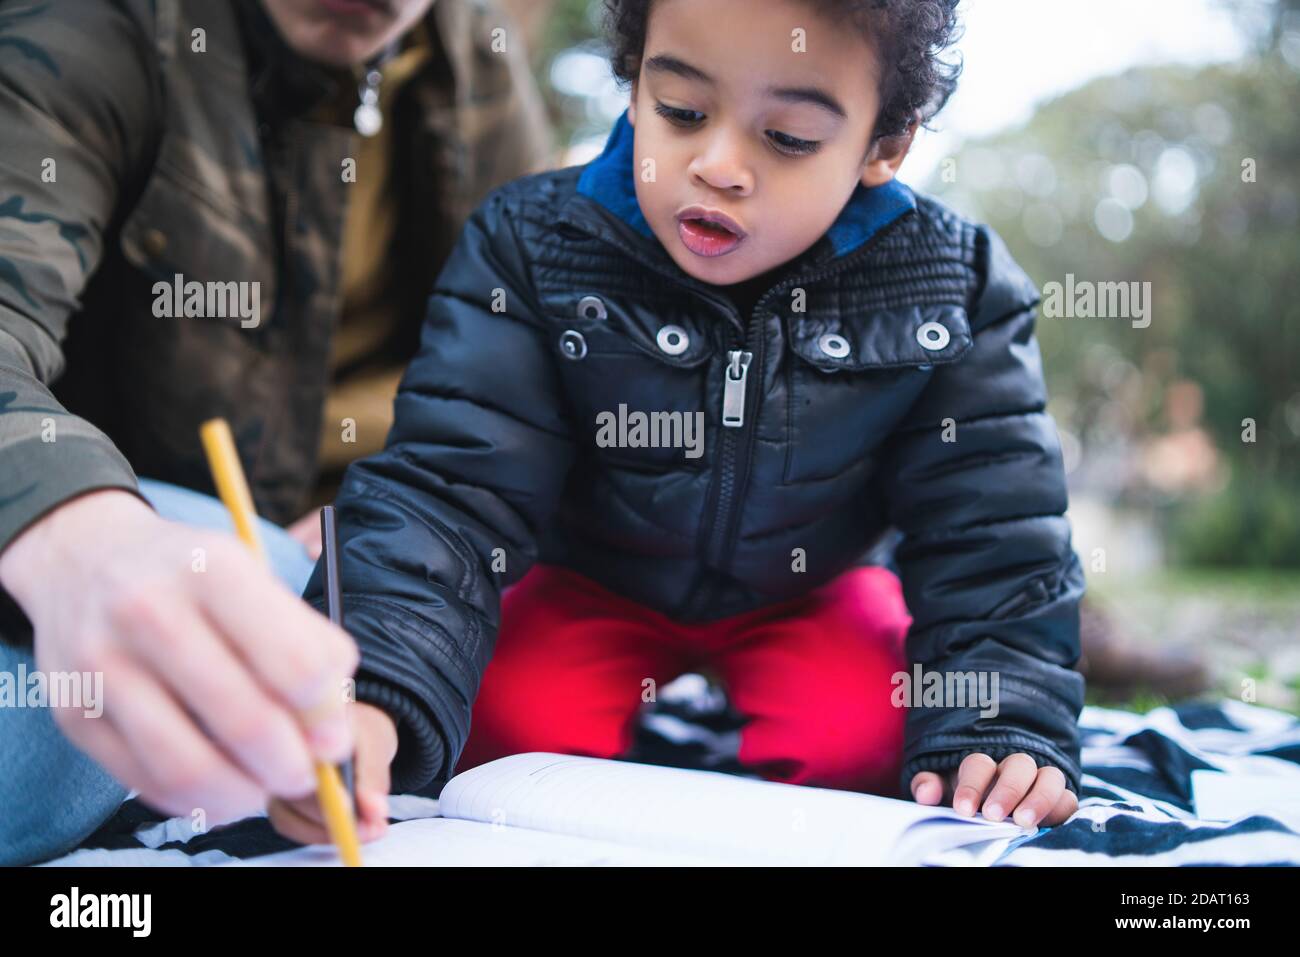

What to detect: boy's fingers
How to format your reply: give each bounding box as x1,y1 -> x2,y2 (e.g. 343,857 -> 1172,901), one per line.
356,790 -> 389,842
353,705 -> 395,840
267,797 -> 331,847
1012,766 -> 1067,827
355,723 -> 393,794
286,509 -> 324,560
355,768 -> 390,832
981,753 -> 1039,822
267,703 -> 397,845
268,775 -> 376,847
272,775 -> 383,845
952,753 -> 997,816
1043,784 -> 1080,826
909,771 -> 945,805
287,790 -> 327,826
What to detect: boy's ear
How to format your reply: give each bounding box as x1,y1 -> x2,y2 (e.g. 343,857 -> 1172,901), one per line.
860,118 -> 918,188
627,80 -> 638,125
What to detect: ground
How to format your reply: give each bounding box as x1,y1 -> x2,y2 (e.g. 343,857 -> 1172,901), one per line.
1086,569 -> 1300,717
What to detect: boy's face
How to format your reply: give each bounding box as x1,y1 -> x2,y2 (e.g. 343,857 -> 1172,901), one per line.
628,0 -> 913,288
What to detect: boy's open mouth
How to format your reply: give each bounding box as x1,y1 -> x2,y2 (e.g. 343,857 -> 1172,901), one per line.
676,207 -> 747,258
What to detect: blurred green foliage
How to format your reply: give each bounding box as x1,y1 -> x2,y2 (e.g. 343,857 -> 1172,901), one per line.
534,0 -> 609,147
927,52 -> 1300,568
1167,474 -> 1300,566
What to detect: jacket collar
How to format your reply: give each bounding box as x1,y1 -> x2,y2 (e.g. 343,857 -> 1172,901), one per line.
572,109 -> 917,269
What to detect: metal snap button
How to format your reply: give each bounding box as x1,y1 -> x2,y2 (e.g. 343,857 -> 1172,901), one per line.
656,325 -> 690,356
817,333 -> 851,359
916,321 -> 950,351
559,330 -> 588,360
577,296 -> 607,321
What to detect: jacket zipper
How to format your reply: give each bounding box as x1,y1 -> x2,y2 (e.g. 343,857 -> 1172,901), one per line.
702,209 -> 918,569
704,316 -> 761,565
721,348 -> 753,428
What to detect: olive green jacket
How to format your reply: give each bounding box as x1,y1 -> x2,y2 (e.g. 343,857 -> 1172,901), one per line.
0,0 -> 553,571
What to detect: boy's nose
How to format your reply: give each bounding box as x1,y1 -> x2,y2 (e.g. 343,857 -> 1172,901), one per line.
688,135 -> 754,195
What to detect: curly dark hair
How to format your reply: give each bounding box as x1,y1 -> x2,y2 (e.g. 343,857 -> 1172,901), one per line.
601,0 -> 963,141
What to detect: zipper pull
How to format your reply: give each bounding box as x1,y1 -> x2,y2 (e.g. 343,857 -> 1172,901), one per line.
722,350 -> 753,428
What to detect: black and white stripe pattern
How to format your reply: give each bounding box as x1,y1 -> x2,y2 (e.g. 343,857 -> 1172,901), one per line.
1000,700 -> 1300,865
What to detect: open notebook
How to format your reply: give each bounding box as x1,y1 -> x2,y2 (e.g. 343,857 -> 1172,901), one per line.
242,753 -> 1033,867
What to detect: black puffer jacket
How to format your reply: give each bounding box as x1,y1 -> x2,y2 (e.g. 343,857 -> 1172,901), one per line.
304,112 -> 1087,797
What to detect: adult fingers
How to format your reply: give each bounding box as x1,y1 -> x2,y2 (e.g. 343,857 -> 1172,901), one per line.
195,540 -> 357,759
102,653 -> 264,822
117,594 -> 318,799
56,708 -> 156,801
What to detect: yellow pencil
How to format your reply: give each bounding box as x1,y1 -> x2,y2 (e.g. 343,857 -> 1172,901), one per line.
199,417 -> 363,867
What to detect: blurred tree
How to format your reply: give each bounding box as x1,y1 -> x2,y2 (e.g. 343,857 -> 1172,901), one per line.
927,47 -> 1300,567
1217,0 -> 1300,52
531,0 -> 615,153
498,0 -> 558,59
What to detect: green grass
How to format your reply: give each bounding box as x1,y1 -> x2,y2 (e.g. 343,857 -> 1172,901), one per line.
1086,687 -> 1300,718
1084,689 -> 1172,714
1087,567 -> 1300,606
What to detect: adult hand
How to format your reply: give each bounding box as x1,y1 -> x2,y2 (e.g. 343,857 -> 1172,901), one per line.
0,489 -> 358,824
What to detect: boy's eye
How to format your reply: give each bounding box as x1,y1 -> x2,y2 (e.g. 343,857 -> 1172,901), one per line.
653,102 -> 704,126
767,130 -> 822,156
652,102 -> 821,157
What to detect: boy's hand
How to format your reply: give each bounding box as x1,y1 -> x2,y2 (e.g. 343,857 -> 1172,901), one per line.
268,702 -> 398,846
910,752 -> 1078,828
286,507 -> 324,560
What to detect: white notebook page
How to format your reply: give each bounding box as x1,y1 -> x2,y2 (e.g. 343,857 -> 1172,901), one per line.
439,753 -> 1027,865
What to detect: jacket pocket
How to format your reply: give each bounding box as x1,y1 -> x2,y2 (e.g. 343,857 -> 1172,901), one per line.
543,291 -> 715,473
783,303 -> 973,484
118,150 -> 278,332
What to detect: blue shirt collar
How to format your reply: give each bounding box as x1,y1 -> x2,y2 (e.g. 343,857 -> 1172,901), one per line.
575,109 -> 917,262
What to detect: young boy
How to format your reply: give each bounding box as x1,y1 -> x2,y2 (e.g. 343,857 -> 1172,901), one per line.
277,0 -> 1086,847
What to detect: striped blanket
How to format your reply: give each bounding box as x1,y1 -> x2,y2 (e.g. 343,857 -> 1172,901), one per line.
41,697 -> 1300,866
1001,700 -> 1300,865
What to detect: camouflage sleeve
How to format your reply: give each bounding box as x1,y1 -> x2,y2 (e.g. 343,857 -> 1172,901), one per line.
0,0 -> 161,556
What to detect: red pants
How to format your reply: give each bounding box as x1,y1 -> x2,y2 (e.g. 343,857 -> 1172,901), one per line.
457,564 -> 912,795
